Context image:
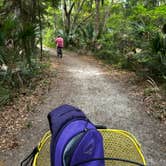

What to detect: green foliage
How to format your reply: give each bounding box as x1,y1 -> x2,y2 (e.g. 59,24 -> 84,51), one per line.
0,0 -> 54,107
148,52 -> 166,79
98,2 -> 166,83
0,0 -> 4,7
0,0 -> 166,108
0,86 -> 10,106
95,50 -> 112,60
0,55 -> 50,108
151,32 -> 163,53
43,28 -> 55,48
95,49 -> 122,65
78,23 -> 96,49
47,0 -> 164,84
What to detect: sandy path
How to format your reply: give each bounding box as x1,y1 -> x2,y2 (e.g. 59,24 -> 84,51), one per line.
0,49 -> 165,166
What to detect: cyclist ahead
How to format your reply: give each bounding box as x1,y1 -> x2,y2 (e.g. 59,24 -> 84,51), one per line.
55,35 -> 64,58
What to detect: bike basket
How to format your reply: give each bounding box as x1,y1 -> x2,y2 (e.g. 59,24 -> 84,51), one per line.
31,129 -> 146,166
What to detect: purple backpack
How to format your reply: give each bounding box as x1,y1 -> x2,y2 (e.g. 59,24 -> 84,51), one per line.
48,104 -> 104,166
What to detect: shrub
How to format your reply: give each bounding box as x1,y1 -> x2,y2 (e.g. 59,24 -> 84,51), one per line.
0,86 -> 10,106
43,28 -> 55,48
95,49 -> 122,64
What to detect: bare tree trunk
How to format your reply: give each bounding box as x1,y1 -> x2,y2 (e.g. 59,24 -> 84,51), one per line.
31,0 -> 37,53
37,0 -> 43,60
101,6 -> 111,34
94,0 -> 100,39
71,0 -> 86,31
63,0 -> 75,35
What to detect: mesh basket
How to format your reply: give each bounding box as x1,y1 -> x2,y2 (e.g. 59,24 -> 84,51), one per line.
98,129 -> 146,166
33,130 -> 146,166
33,131 -> 51,166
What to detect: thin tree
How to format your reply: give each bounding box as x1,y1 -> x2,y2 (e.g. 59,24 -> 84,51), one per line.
37,0 -> 43,60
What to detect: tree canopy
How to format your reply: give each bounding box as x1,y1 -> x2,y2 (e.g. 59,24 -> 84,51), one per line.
0,0 -> 166,105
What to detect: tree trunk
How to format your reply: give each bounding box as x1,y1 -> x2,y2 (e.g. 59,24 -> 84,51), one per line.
37,0 -> 43,60
94,0 -> 100,39
63,0 -> 75,35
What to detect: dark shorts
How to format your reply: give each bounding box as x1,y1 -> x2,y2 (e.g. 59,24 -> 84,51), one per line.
57,47 -> 63,58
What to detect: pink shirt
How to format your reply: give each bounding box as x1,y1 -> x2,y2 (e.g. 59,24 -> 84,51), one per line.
55,37 -> 64,48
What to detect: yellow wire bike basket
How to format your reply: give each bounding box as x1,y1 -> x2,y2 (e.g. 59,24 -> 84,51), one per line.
32,129 -> 146,166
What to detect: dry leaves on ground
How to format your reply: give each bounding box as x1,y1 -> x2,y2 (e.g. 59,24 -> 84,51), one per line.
0,58 -> 58,151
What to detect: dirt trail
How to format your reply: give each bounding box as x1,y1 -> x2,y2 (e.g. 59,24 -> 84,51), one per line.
0,49 -> 166,166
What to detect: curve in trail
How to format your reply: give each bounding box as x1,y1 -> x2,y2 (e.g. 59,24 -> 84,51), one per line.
1,49 -> 165,166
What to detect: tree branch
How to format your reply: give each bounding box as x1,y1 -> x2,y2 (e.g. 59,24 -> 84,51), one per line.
74,13 -> 94,32
68,2 -> 75,15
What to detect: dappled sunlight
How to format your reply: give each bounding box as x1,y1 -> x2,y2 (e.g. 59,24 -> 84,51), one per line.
50,61 -> 59,69
67,67 -> 106,78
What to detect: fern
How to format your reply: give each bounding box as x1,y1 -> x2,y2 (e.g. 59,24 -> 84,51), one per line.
0,86 -> 10,106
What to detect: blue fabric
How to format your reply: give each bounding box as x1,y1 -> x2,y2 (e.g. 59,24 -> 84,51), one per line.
70,129 -> 104,166
54,120 -> 95,166
48,104 -> 86,166
48,104 -> 86,136
48,104 -> 104,166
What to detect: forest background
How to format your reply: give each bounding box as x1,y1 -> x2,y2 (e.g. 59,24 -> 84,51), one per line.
0,0 -> 166,119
